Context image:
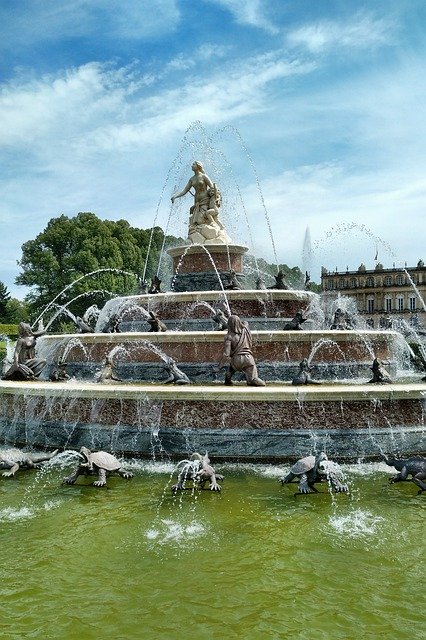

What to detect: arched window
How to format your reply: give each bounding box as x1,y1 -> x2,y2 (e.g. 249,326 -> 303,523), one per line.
366,276 -> 374,287
384,275 -> 392,286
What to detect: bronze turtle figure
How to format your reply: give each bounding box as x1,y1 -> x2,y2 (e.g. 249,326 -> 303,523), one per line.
63,447 -> 133,487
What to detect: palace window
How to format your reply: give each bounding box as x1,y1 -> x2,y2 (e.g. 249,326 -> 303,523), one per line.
367,297 -> 375,313
338,278 -> 346,289
384,275 -> 392,286
397,296 -> 404,311
385,297 -> 392,312
366,276 -> 374,287
350,278 -> 357,288
409,296 -> 416,311
396,274 -> 404,285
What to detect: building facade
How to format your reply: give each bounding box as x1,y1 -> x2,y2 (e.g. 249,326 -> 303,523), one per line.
321,260 -> 426,329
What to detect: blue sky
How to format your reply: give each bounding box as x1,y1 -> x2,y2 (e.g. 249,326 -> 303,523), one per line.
1,0 -> 426,298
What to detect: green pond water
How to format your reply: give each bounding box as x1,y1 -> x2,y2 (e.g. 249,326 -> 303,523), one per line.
0,457 -> 424,640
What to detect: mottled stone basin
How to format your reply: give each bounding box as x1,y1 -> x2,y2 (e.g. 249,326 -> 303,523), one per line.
1,379 -> 424,461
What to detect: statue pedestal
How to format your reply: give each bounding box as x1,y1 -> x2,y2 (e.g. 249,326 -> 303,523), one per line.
167,244 -> 248,291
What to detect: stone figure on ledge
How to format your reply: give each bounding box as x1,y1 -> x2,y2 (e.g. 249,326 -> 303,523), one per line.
96,354 -> 121,383
218,314 -> 265,386
284,311 -> 306,330
102,313 -> 122,333
171,161 -> 232,245
49,360 -> 70,382
368,358 -> 392,384
383,455 -> 426,493
212,307 -> 229,331
269,270 -> 288,290
255,276 -> 267,290
330,308 -> 355,330
223,269 -> 241,290
280,452 -> 349,495
162,356 -> 190,384
75,316 -> 94,333
172,452 -> 223,492
148,275 -> 162,294
2,322 -> 46,381
147,311 -> 167,332
292,358 -> 320,385
304,271 -> 311,291
63,447 -> 133,488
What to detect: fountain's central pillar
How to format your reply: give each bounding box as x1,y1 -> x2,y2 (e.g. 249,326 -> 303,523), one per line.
167,244 -> 248,291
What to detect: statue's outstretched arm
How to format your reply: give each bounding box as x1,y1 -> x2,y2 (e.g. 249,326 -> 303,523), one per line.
171,179 -> 193,203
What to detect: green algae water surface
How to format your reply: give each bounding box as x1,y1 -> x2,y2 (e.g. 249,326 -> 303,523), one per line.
0,458 -> 424,640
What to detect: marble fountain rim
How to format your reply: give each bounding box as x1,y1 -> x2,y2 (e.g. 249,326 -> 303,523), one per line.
38,329 -> 402,345
0,379 -> 425,402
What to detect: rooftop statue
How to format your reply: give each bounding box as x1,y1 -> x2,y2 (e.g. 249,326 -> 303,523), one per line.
2,322 -> 46,381
171,161 -> 232,245
219,314 -> 265,387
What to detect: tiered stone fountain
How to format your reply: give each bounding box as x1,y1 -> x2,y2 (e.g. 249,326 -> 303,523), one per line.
0,161 -> 425,460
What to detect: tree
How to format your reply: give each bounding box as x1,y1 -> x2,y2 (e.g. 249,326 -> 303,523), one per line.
0,282 -> 11,320
16,212 -> 181,319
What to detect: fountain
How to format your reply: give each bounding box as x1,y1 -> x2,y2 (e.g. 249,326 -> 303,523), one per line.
0,157 -> 425,462
0,145 -> 424,639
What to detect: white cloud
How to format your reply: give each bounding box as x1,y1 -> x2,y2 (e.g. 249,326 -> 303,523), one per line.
0,0 -> 180,49
204,0 -> 279,34
287,11 -> 397,53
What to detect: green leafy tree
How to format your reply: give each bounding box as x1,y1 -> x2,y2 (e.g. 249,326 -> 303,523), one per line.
3,298 -> 29,323
0,282 -> 11,320
16,212 -> 181,319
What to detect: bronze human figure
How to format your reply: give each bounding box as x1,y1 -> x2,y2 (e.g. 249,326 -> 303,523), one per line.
219,315 -> 265,386
2,322 -> 46,380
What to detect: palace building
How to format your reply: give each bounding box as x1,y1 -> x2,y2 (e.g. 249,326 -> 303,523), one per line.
320,260 -> 426,329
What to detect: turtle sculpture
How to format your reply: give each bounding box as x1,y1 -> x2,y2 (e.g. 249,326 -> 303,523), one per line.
63,447 -> 133,487
172,452 -> 223,492
0,448 -> 59,477
384,455 -> 426,493
280,452 -> 349,494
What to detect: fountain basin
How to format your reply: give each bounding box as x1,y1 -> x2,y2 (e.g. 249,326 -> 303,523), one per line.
38,328 -> 402,383
1,380 -> 424,461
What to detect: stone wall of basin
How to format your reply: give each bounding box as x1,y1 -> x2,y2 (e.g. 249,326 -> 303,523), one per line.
0,382 -> 424,460
37,329 -> 401,383
100,289 -> 317,325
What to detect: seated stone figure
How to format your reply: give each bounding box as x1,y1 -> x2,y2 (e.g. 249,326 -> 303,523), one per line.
3,322 -> 46,381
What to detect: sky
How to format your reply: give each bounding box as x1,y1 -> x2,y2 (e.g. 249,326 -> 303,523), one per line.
1,0 -> 426,298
